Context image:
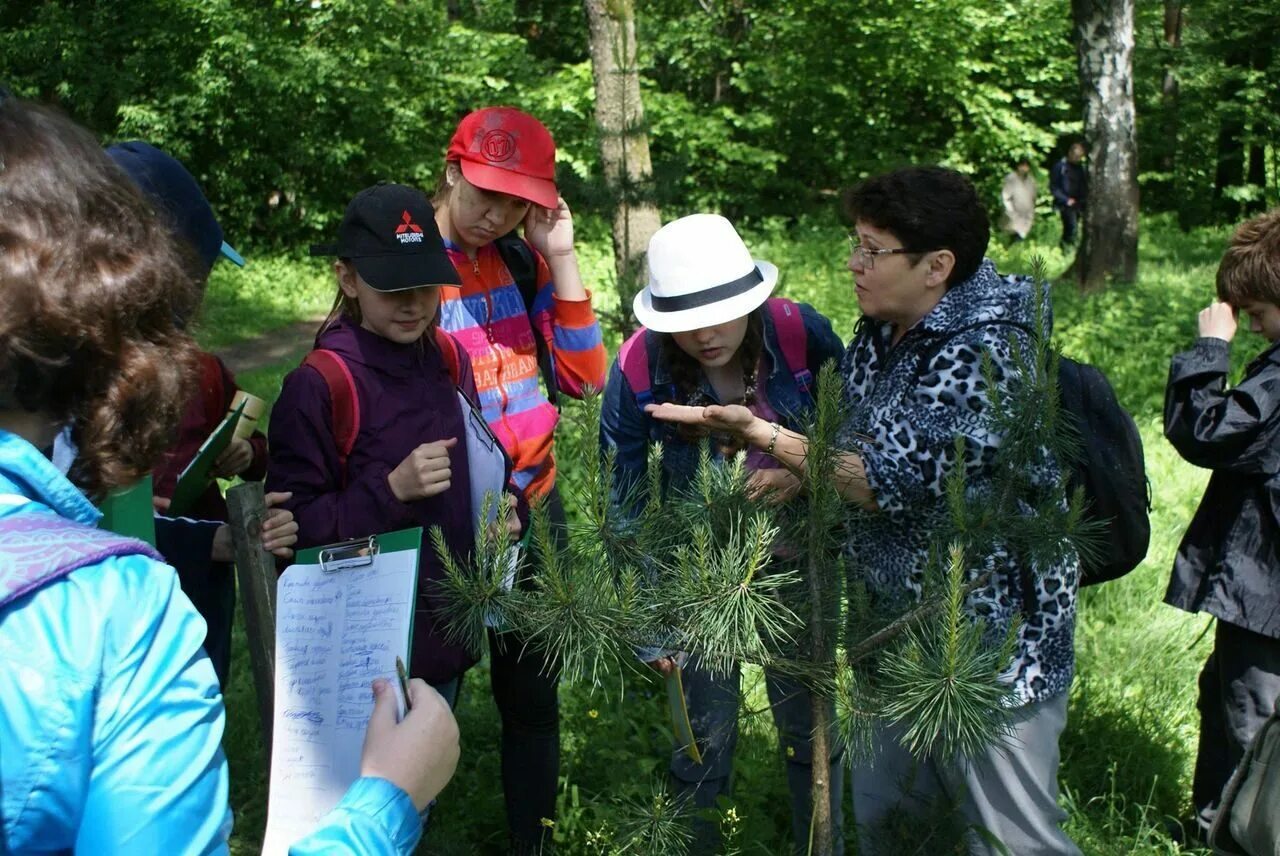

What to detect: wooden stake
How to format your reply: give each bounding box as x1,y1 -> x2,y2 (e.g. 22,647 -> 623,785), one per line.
227,481 -> 278,762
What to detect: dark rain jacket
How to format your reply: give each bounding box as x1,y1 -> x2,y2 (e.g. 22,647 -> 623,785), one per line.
1164,336 -> 1280,639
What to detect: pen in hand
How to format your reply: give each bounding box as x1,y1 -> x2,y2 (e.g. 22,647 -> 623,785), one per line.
396,655 -> 413,712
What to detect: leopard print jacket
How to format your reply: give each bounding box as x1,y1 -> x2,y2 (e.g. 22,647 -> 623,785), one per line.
837,260 -> 1078,705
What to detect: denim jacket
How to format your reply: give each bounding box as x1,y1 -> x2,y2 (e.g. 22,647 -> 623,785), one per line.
600,301 -> 844,516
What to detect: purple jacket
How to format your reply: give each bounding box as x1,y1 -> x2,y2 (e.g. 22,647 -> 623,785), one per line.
267,315 -> 483,684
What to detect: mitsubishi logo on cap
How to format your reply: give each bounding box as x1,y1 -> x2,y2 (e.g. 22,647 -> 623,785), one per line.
395,210 -> 424,244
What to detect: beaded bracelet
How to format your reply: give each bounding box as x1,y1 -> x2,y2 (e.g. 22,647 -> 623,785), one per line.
764,421 -> 781,458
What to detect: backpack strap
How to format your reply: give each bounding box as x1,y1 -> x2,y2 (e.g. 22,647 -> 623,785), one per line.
495,232 -> 559,407
765,298 -> 812,393
432,326 -> 462,386
302,335 -> 461,485
0,510 -> 163,609
301,349 -> 360,485
618,327 -> 656,407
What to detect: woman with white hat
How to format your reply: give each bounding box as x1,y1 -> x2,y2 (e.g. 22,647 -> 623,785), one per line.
599,213 -> 846,855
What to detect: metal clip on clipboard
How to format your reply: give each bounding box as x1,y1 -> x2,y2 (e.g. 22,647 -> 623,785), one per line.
318,535 -> 380,573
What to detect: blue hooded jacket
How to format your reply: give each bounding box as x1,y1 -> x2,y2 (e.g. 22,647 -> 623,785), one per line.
0,428 -> 422,854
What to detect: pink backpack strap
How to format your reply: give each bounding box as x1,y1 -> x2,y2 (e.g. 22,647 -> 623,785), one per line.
301,349 -> 360,485
618,327 -> 656,406
765,298 -> 812,393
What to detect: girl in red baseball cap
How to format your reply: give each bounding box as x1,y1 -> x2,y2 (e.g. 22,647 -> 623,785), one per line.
434,106 -> 608,855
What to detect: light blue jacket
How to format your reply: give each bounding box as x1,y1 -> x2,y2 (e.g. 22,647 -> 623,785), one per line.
0,429 -> 421,855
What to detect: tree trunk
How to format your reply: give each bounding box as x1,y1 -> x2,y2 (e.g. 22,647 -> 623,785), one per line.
1160,1 -> 1182,215
807,554 -> 835,856
583,0 -> 662,315
1071,0 -> 1140,289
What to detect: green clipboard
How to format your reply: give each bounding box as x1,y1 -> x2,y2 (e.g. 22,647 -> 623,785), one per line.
295,527 -> 422,653
167,398 -> 247,517
97,474 -> 157,546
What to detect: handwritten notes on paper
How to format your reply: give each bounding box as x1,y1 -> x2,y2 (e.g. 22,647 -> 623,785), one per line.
261,546 -> 417,855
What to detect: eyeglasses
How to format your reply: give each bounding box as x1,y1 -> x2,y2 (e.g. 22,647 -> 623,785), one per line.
846,236 -> 918,270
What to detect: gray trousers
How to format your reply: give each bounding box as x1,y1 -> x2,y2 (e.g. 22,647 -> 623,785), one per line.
671,659 -> 846,856
1194,619 -> 1280,837
851,691 -> 1080,856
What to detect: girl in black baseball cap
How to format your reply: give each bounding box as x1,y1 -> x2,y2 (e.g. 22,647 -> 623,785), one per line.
271,186 -> 517,789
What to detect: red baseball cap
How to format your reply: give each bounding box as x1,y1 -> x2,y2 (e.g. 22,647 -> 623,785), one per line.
446,107 -> 558,209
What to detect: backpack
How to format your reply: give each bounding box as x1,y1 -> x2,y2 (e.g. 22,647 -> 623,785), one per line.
917,320 -> 1151,587
618,297 -> 813,406
494,232 -> 559,407
302,327 -> 464,484
0,510 -> 162,609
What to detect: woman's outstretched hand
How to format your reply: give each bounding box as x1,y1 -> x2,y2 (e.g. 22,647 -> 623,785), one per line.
644,402 -> 756,436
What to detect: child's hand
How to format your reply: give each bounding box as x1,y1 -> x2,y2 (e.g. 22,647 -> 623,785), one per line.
1199,301 -> 1238,342
522,196 -> 575,259
213,437 -> 254,478
361,678 -> 460,811
261,491 -> 299,558
745,468 -> 802,505
209,490 -> 297,562
388,438 -> 458,502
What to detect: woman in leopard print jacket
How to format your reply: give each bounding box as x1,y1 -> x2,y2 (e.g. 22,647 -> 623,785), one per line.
649,167 -> 1081,856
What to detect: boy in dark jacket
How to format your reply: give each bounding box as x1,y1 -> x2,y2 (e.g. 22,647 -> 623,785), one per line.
107,142 -> 277,688
1163,207 -> 1280,842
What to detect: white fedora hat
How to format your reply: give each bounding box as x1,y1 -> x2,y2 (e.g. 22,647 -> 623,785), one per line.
633,213 -> 778,333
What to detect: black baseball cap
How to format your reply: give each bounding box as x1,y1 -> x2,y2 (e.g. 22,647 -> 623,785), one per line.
310,183 -> 461,291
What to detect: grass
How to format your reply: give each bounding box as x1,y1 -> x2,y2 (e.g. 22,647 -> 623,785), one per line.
205,211 -> 1244,854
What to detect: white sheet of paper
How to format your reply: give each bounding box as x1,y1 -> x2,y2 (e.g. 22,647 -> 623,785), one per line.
261,547 -> 417,855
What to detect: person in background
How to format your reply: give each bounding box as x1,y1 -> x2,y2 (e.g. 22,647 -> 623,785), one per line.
1049,142 -> 1087,247
106,140 -> 275,688
0,93 -> 459,855
1001,157 -> 1037,241
1162,207 -> 1280,845
432,105 -> 608,854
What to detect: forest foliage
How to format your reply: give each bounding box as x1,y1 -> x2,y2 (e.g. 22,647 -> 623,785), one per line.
2,0 -> 1275,249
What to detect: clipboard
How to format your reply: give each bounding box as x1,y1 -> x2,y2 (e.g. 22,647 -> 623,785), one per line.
97,474 -> 157,546
167,398 -> 247,517
262,527 -> 421,855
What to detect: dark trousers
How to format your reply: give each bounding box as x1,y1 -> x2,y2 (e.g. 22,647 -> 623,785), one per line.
1058,205 -> 1080,245
175,559 -> 235,689
672,660 -> 845,856
1193,620 -> 1280,836
488,485 -> 567,855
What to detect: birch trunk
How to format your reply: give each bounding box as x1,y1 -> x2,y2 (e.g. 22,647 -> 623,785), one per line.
583,0 -> 662,311
1071,0 -> 1140,289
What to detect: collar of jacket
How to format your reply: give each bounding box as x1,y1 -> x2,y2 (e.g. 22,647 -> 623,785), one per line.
865,259 -> 1047,351
315,314 -> 444,379
0,429 -> 100,525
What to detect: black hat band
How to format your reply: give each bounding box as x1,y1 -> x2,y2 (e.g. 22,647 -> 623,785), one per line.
649,267 -> 763,313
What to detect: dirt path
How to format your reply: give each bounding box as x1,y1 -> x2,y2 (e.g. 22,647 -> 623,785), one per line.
216,315 -> 326,376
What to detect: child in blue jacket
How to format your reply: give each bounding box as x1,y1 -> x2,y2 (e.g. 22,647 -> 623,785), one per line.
0,93 -> 457,856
